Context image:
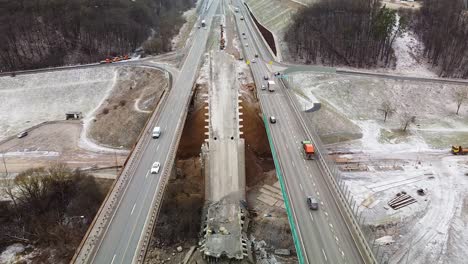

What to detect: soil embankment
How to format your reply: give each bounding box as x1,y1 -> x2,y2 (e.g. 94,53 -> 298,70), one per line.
88,67 -> 168,149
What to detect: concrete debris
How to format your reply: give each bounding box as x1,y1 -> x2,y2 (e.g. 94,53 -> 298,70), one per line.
274,248 -> 291,256
375,236 -> 395,245
176,246 -> 183,252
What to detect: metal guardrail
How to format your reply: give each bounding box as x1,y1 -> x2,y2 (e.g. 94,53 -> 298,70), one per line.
134,83 -> 197,263
262,114 -> 305,264
280,77 -> 379,264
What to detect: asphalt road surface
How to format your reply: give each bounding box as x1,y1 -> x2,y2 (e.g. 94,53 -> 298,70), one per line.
233,1 -> 365,263
74,0 -> 220,263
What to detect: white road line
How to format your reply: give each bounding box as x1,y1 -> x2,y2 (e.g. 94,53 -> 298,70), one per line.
316,191 -> 320,196
156,145 -> 160,151
313,182 -> 316,186
292,161 -> 295,167
130,203 -> 136,215
329,223 -> 334,229
286,144 -> 289,150
309,212 -> 314,222
335,236 -> 339,242
145,171 -> 150,178
322,248 -> 328,262
299,183 -> 303,191
111,254 -> 116,264
324,211 -> 328,216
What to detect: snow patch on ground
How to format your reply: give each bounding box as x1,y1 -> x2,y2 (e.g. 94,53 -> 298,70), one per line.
391,17 -> 435,77
0,68 -> 116,141
3,150 -> 60,157
0,243 -> 37,264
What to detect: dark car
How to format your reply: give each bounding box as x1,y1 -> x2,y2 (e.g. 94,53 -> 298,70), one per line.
255,54 -> 259,58
263,75 -> 269,80
269,116 -> 277,124
307,196 -> 319,210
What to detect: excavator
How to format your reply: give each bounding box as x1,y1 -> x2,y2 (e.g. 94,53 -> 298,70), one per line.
451,145 -> 468,155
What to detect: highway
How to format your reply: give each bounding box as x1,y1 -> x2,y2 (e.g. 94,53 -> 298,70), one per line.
233,1 -> 367,263
72,0 -> 219,263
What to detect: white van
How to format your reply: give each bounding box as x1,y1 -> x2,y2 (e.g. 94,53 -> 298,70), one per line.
152,126 -> 161,138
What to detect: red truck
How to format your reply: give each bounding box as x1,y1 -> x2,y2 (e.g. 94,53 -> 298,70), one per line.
302,140 -> 315,160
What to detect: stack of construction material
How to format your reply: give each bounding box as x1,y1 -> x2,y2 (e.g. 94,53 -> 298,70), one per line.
388,192 -> 417,210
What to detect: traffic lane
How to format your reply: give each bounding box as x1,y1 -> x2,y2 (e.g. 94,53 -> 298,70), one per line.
95,3 -> 216,263
92,125 -> 164,262
239,8 -> 350,263
117,130 -> 175,262
94,145 -> 162,263
234,0 -> 273,61
270,93 -> 346,263
267,93 -> 341,264
271,132 -> 328,264
275,75 -> 364,263
310,160 -> 365,264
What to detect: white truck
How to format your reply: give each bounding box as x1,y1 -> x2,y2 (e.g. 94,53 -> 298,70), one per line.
267,80 -> 275,92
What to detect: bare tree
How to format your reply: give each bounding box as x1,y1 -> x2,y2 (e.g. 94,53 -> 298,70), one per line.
378,100 -> 396,122
400,113 -> 416,131
454,88 -> 468,115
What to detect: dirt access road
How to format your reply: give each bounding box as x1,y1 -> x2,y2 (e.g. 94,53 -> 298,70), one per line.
0,121 -> 127,178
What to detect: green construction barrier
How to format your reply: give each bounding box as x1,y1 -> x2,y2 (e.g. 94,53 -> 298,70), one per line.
262,114 -> 305,264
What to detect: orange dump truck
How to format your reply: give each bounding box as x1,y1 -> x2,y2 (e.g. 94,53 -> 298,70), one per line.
302,140 -> 315,159
451,145 -> 468,155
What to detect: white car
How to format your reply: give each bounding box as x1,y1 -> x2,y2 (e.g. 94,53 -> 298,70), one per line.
252,59 -> 256,63
245,43 -> 249,47
151,162 -> 161,174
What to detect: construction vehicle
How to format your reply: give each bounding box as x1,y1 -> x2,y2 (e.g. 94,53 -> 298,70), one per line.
302,140 -> 315,159
451,145 -> 468,155
201,20 -> 206,27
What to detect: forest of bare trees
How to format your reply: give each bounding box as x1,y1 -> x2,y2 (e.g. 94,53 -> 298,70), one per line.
285,0 -> 403,67
0,164 -> 110,261
413,0 -> 468,78
0,0 -> 194,72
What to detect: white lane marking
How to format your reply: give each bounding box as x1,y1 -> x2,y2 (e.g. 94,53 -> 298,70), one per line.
292,161 -> 295,167
313,182 -> 316,187
145,171 -> 150,179
111,254 -> 116,264
299,183 -> 303,191
309,212 -> 314,222
321,201 -> 324,206
322,248 -> 328,262
316,191 -> 320,196
156,145 -> 160,151
286,144 -> 289,150
324,211 -> 328,216
341,249 -> 345,257
335,236 -> 339,242
130,203 -> 136,215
